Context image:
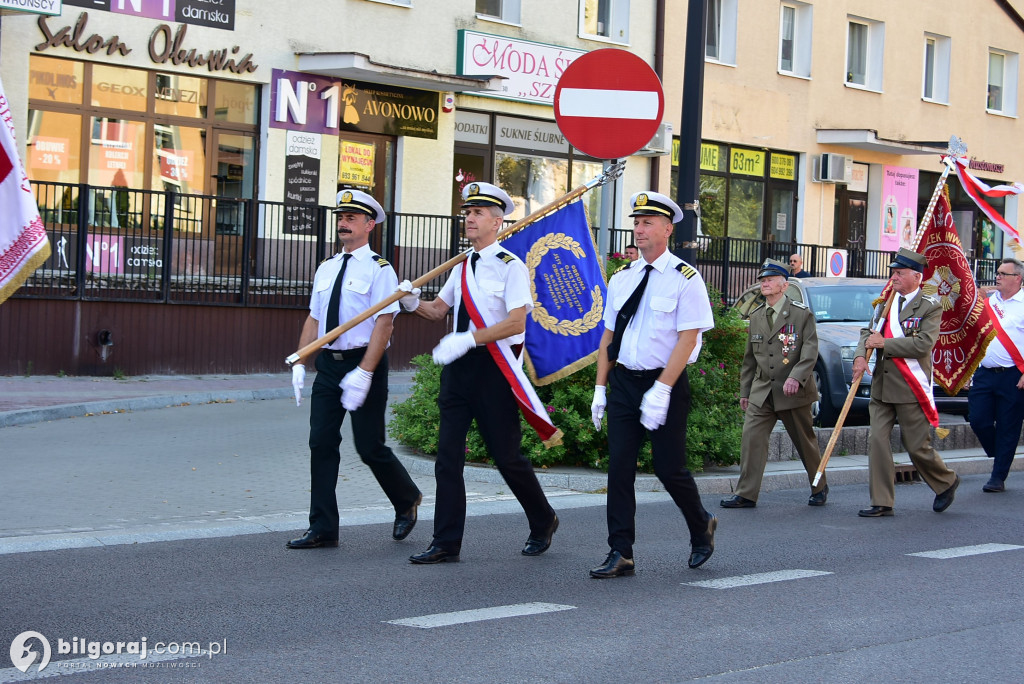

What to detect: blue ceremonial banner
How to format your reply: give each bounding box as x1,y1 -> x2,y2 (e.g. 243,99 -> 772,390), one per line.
501,200 -> 606,385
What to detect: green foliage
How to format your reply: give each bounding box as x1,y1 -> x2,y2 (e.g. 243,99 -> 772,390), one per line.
604,254 -> 631,280
23,361 -> 33,378
389,285 -> 748,472
112,367 -> 126,380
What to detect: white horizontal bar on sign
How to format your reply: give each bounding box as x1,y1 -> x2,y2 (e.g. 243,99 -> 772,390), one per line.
907,543 -> 1024,559
558,88 -> 660,119
386,602 -> 576,629
684,569 -> 833,590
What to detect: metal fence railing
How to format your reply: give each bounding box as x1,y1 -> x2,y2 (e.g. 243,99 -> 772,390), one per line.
19,180 -> 1003,309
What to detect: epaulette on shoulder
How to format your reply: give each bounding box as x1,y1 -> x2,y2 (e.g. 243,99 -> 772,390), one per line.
675,262 -> 697,279
319,256 -> 332,265
612,263 -> 630,276
496,250 -> 515,264
791,300 -> 808,309
372,254 -> 390,268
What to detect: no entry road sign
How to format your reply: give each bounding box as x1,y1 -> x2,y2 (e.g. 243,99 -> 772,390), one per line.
554,48 -> 665,160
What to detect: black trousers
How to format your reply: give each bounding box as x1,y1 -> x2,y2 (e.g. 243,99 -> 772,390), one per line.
307,350 -> 420,535
969,366 -> 1024,482
606,365 -> 712,557
432,348 -> 554,551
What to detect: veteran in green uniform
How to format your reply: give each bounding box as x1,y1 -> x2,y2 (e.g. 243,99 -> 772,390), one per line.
852,248 -> 959,517
722,259 -> 827,508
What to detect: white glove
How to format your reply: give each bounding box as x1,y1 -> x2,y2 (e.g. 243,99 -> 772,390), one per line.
432,331 -> 477,365
591,385 -> 607,430
397,280 -> 421,312
291,364 -> 305,407
640,381 -> 672,431
339,367 -> 373,412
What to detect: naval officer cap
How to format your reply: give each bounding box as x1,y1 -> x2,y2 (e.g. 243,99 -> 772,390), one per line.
888,247 -> 927,273
334,189 -> 385,223
461,182 -> 514,216
628,191 -> 684,223
757,258 -> 791,280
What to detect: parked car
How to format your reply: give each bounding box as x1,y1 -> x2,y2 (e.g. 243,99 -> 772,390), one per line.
734,277 -> 968,426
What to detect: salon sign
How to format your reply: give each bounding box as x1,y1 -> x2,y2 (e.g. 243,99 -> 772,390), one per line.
457,30 -> 585,106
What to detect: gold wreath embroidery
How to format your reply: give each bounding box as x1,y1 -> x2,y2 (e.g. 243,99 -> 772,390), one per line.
525,233 -> 603,336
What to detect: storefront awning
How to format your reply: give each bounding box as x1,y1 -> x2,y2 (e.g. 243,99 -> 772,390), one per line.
816,129 -> 947,156
295,52 -> 505,93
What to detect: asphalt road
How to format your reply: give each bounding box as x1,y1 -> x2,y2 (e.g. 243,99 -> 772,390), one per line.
2,478 -> 1022,683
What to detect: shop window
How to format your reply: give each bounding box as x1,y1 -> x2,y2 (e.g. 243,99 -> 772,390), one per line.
155,73 -> 208,119
727,178 -> 765,240
214,81 -> 258,125
580,0 -> 630,44
987,48 -> 1018,115
922,33 -> 951,104
496,151 -> 569,219
90,64 -> 149,111
151,124 -> 208,232
26,110 -> 82,185
779,2 -> 812,78
705,0 -> 737,65
88,117 -> 146,228
572,159 -> 603,226
846,16 -> 884,91
699,175 -> 726,237
476,0 -> 520,24
28,56 -> 83,105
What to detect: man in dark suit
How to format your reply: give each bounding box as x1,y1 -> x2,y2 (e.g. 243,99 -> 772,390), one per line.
853,248 -> 959,517
721,259 -> 827,508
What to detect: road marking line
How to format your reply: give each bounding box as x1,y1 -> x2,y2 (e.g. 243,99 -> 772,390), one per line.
0,650 -> 208,682
557,88 -> 660,119
683,569 -> 833,589
386,602 -> 576,629
907,543 -> 1024,559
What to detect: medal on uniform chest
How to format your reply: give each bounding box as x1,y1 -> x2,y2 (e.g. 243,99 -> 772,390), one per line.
778,324 -> 797,364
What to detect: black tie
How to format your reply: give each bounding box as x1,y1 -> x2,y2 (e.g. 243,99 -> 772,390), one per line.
456,253 -> 481,333
607,264 -> 653,364
325,253 -> 352,333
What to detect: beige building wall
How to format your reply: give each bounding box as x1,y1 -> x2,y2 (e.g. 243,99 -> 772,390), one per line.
661,0 -> 1024,251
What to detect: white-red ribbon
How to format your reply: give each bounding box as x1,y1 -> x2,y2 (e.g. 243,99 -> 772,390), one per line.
984,297 -> 1024,373
884,302 -> 939,427
460,260 -> 563,447
946,155 -> 1024,243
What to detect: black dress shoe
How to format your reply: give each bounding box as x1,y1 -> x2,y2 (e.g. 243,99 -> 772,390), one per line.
409,545 -> 460,564
393,494 -> 422,540
589,550 -> 635,578
522,513 -> 559,556
688,515 -> 717,569
983,478 -> 1006,493
857,506 -> 894,517
933,475 -> 960,512
285,530 -> 339,549
808,485 -> 829,507
720,495 -> 756,508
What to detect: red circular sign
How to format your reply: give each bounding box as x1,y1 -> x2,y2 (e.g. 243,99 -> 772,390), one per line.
554,48 -> 665,160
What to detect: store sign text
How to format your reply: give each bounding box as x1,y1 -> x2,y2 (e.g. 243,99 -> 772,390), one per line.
35,12 -> 258,74
457,30 -> 584,106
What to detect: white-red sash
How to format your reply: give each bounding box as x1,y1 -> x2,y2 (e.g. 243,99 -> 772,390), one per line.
984,297 -> 1024,373
949,156 -> 1024,243
884,302 -> 939,427
460,260 -> 563,447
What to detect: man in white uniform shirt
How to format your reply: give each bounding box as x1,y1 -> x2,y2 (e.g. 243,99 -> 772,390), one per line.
399,182 -> 558,564
970,257 -> 1024,492
287,190 -> 421,549
589,191 -> 717,578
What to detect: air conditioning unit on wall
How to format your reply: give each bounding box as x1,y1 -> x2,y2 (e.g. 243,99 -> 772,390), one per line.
635,122 -> 672,157
814,153 -> 853,183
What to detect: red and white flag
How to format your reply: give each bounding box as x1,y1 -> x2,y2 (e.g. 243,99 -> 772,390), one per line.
947,155 -> 1024,248
0,76 -> 49,305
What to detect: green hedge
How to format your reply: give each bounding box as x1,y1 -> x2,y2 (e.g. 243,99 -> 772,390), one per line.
388,286 -> 746,473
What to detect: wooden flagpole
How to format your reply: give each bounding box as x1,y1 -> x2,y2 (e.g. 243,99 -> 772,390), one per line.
812,136 -> 966,486
284,161 -> 626,367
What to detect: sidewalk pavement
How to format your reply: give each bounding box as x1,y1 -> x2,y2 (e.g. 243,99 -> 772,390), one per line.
1,371 -> 1018,554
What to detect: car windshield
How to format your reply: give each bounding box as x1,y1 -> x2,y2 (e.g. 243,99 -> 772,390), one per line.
804,285 -> 881,323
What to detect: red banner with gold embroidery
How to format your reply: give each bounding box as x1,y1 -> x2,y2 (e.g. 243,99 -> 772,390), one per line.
876,189 -> 995,395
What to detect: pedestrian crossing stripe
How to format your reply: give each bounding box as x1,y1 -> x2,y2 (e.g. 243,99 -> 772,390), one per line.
386,602 -> 576,629
683,569 -> 832,589
906,543 -> 1024,559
